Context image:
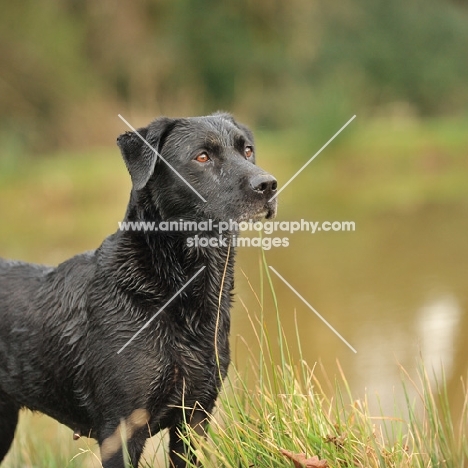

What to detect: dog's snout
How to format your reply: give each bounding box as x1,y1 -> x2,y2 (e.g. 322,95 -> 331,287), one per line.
250,174 -> 278,194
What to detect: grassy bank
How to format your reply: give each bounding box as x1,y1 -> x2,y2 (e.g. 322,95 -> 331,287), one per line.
170,260 -> 468,468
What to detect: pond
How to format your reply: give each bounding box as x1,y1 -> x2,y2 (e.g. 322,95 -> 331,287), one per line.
233,202 -> 468,414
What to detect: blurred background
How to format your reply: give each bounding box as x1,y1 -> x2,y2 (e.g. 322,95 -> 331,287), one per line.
1,0 -> 468,465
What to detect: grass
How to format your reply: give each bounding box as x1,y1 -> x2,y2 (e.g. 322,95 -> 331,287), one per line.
166,255 -> 468,468
186,342 -> 468,467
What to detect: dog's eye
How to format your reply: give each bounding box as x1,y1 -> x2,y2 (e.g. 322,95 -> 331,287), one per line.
244,146 -> 254,159
195,152 -> 210,163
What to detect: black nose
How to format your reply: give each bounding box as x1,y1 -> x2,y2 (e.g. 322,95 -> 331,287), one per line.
250,174 -> 277,194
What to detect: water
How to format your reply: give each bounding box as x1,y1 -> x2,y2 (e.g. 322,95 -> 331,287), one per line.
232,203 -> 468,414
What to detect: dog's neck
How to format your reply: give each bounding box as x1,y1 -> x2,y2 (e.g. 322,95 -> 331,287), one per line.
106,189 -> 236,328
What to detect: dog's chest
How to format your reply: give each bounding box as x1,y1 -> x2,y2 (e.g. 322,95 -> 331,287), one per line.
151,331 -> 230,412
164,300 -> 231,385
174,336 -> 229,392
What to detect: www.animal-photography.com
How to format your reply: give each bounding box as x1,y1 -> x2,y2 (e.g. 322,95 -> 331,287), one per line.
1,2 -> 468,467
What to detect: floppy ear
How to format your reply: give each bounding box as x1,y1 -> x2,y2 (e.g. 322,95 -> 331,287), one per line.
117,118 -> 174,190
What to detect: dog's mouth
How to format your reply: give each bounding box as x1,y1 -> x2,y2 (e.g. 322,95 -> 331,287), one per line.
240,200 -> 277,222
265,203 -> 277,220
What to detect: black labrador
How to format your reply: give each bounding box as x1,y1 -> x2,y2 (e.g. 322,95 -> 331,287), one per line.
0,113 -> 277,468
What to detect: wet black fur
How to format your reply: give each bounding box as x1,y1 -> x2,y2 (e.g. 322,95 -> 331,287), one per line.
0,113 -> 277,467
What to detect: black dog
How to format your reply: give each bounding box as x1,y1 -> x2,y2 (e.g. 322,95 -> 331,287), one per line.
0,113 -> 277,468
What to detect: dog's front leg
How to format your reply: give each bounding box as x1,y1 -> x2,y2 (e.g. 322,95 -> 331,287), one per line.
100,433 -> 146,468
99,409 -> 150,468
99,427 -> 147,468
169,408 -> 211,468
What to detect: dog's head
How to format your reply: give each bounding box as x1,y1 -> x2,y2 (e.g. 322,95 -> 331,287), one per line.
117,112 -> 277,223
